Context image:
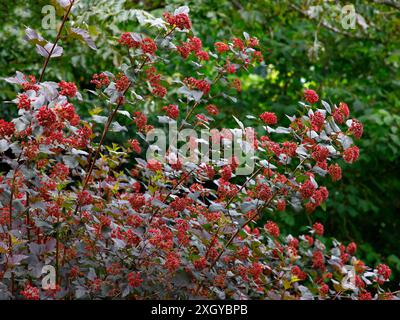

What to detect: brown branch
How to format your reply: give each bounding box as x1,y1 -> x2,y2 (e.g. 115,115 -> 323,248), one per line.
209,192 -> 277,270
148,167 -> 197,223
38,0 -> 75,82
193,193 -> 277,296
289,3 -> 381,42
371,0 -> 400,10
82,96 -> 127,190
77,54 -> 151,201
8,151 -> 24,251
73,87 -> 130,216
75,25 -> 177,215
225,165 -> 263,209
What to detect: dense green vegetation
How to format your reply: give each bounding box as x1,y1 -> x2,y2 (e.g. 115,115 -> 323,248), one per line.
1,0 -> 399,283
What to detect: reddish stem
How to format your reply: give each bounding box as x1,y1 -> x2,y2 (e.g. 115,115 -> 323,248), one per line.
209,192 -> 277,270
38,0 -> 75,82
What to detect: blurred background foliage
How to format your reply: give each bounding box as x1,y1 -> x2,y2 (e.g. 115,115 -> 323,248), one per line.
1,0 -> 399,283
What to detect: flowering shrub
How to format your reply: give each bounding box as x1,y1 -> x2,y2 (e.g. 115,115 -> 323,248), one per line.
0,4 -> 398,300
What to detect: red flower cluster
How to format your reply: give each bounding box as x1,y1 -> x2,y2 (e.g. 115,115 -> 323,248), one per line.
91,73 -> 110,89
184,77 -> 211,95
17,94 -> 31,110
36,106 -> 57,128
132,111 -> 148,131
141,38 -> 157,55
265,220 -> 280,237
347,242 -> 357,255
252,51 -> 263,63
319,284 -> 329,295
128,193 -> 146,209
220,165 -> 232,181
333,102 -> 350,124
129,139 -> 141,153
224,60 -> 236,73
118,32 -> 140,48
291,266 -> 307,280
312,250 -> 325,270
194,257 -> 207,270
232,38 -> 245,51
162,104 -> 179,119
256,184 -> 272,201
259,111 -> 277,125
77,190 -> 93,206
279,142 -> 295,157
118,33 -> 157,55
304,89 -> 319,104
205,104 -> 219,116
328,163 -> 342,182
165,252 -> 180,272
115,73 -> 130,92
300,179 -> 316,199
128,272 -> 143,287
56,102 -> 80,125
308,187 -> 329,211
58,81 -> 77,98
343,146 -> 360,163
146,66 -> 167,98
0,119 -> 15,138
50,163 -> 70,180
349,119 -> 363,139
277,199 -> 286,211
163,11 -> 192,30
377,264 -> 391,280
313,222 -> 324,236
177,37 -> 209,61
214,42 -> 230,53
359,292 -> 372,300
21,75 -> 39,92
312,145 -> 329,162
310,111 -> 325,132
170,197 -> 190,212
20,285 -> 40,300
248,262 -> 263,280
147,159 -> 162,172
248,37 -> 260,47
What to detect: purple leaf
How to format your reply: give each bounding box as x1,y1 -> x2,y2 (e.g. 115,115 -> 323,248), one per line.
71,27 -> 97,50
35,43 -> 63,58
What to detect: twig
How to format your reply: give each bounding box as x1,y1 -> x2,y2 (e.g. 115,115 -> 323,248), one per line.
225,165 -> 263,209
289,3 -> 381,43
73,88 -> 130,216
372,0 -> 400,10
209,192 -> 277,270
75,25 -> 179,215
194,193 -> 277,296
38,0 -> 75,82
148,167 -> 197,223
